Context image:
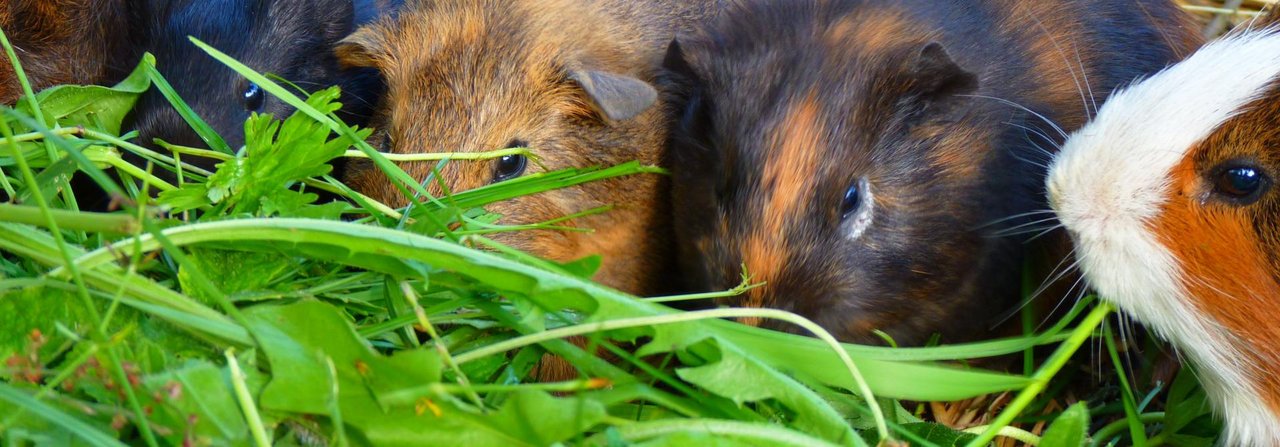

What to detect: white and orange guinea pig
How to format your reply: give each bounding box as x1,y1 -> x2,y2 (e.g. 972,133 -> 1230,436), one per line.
1047,12 -> 1280,446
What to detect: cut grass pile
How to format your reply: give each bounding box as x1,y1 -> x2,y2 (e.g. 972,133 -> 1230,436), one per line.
0,14 -> 1230,447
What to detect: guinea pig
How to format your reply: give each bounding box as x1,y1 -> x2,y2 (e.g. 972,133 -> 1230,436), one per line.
125,0 -> 400,159
0,0 -> 136,104
662,0 -> 1201,345
336,0 -> 720,296
1048,10 -> 1280,446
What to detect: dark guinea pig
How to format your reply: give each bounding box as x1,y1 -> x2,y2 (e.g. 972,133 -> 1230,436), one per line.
337,0 -> 720,296
126,0 -> 401,159
663,0 -> 1201,345
0,0 -> 136,104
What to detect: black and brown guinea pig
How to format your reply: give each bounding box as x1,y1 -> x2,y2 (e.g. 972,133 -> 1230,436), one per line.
0,0 -> 137,104
662,0 -> 1201,345
1049,9 -> 1280,445
125,0 -> 402,161
336,0 -> 721,296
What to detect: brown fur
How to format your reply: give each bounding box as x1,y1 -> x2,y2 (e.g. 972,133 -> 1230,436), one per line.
338,0 -> 718,296
338,0 -> 720,381
0,0 -> 134,104
1156,82 -> 1280,414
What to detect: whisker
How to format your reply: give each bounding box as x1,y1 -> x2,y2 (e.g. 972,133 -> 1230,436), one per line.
991,247 -> 1078,327
1028,255 -> 1082,308
1022,223 -> 1065,244
986,218 -> 1061,238
975,209 -> 1058,229
1036,268 -> 1086,332
1024,10 -> 1094,120
1006,121 -> 1064,156
1071,43 -> 1099,119
1010,152 -> 1050,170
964,94 -> 1069,140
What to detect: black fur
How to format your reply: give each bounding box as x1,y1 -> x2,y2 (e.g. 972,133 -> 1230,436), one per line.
124,0 -> 401,160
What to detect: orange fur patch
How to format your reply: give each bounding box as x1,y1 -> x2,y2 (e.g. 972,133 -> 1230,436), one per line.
824,9 -> 913,54
1001,2 -> 1092,131
1156,157 -> 1280,414
737,97 -> 826,317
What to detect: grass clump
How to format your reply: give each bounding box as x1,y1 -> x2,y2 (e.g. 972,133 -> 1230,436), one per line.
0,31 -> 1224,447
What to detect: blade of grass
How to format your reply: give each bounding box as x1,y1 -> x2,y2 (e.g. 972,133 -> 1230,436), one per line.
1104,321 -> 1148,446
141,57 -> 232,154
583,419 -> 844,447
964,300 -> 1112,447
0,382 -> 127,447
225,349 -> 271,447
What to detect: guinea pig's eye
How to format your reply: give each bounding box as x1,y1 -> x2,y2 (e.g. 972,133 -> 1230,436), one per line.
242,83 -> 266,113
493,139 -> 529,183
1213,164 -> 1269,204
840,182 -> 863,220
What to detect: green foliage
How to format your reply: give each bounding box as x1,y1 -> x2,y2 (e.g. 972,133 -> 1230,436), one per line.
1041,404 -> 1089,447
0,30 -> 1224,447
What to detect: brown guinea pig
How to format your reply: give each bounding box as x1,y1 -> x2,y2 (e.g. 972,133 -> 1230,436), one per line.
662,0 -> 1200,345
0,0 -> 136,104
337,0 -> 719,296
1048,10 -> 1280,445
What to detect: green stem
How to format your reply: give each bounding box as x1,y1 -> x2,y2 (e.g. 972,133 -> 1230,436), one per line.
0,127 -> 84,146
382,379 -> 610,403
102,154 -> 176,191
341,147 -> 535,162
225,349 -> 271,447
1091,413 -> 1165,447
964,301 -> 1113,447
324,356 -> 349,447
0,204 -> 140,234
1104,322 -> 1148,446
582,419 -> 843,447
453,307 -> 890,443
396,281 -> 486,411
962,425 -> 1042,445
81,129 -> 215,177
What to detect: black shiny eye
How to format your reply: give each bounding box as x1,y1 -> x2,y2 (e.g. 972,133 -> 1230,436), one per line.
242,83 -> 266,112
1213,165 -> 1268,203
493,139 -> 528,183
840,182 -> 862,219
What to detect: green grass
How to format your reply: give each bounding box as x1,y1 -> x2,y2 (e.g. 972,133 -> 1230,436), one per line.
0,30 -> 1224,446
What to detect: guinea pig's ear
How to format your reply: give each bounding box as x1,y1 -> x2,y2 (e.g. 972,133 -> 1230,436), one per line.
902,42 -> 978,116
324,1 -> 359,43
567,69 -> 658,122
335,27 -> 385,69
662,39 -> 714,136
662,38 -> 699,87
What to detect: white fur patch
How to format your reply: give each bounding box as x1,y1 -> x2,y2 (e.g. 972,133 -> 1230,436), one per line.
1047,26 -> 1280,446
845,179 -> 874,241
